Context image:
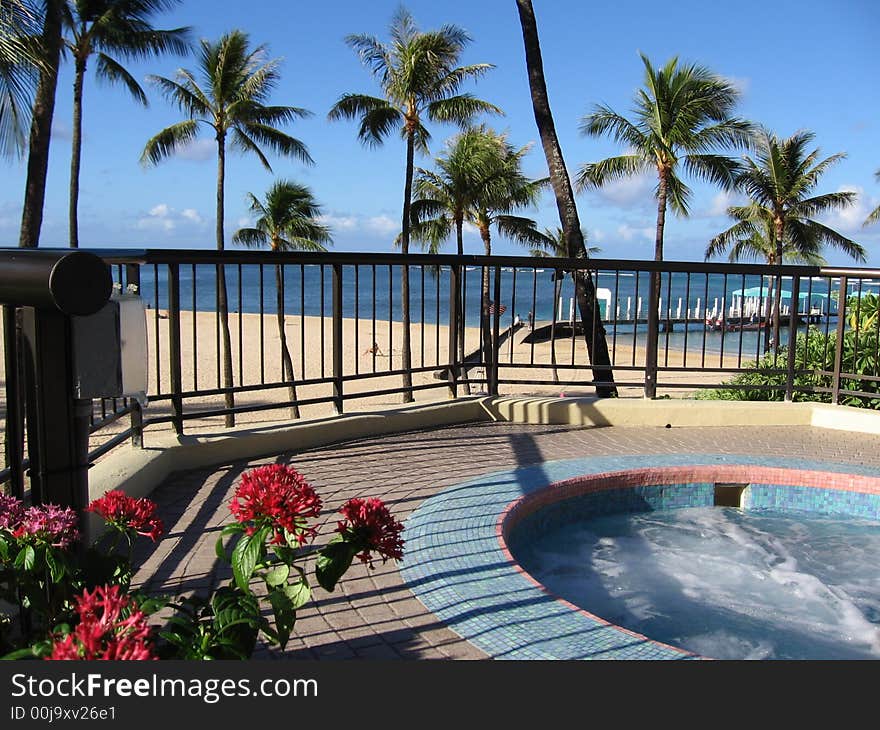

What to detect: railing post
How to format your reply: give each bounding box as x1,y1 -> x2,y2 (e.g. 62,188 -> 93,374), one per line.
125,264 -> 143,447
831,276 -> 848,405
167,263 -> 183,435
784,274 -> 801,401
20,308 -> 91,510
332,263 -> 344,414
644,270 -> 661,398
447,264 -> 460,398
491,265 -> 502,396
3,305 -> 24,498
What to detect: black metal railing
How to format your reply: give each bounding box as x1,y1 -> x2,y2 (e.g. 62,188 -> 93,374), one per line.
3,248 -> 880,493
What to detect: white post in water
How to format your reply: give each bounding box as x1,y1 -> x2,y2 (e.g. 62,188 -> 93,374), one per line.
713,298 -> 719,318
676,298 -> 682,319
626,296 -> 631,320
637,297 -> 643,319
557,296 -> 563,321
695,297 -> 701,319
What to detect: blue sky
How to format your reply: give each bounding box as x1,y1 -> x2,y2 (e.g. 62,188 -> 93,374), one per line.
1,0 -> 878,264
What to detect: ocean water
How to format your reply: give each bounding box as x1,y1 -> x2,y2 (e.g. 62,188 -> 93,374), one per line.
512,506 -> 880,660
127,264 -> 858,355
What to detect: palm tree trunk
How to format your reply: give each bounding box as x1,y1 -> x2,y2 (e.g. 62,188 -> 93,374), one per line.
398,130 -> 415,402
18,0 -> 64,248
771,221 -> 785,354
550,274 -> 561,384
216,133 -> 235,426
644,169 -> 669,394
68,56 -> 86,249
654,171 -> 668,262
763,273 -> 775,353
515,0 -> 616,397
455,215 -> 471,394
275,263 -> 300,419
479,226 -> 493,387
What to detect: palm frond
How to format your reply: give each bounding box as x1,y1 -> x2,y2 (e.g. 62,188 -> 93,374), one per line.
148,73 -> 210,117
427,94 -> 503,127
236,122 -> 313,165
140,119 -> 200,165
575,155 -> 647,190
95,52 -> 148,105
328,93 -> 401,147
682,153 -> 740,190
232,227 -> 269,249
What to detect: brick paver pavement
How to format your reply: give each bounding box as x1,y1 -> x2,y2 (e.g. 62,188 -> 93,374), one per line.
130,422 -> 880,659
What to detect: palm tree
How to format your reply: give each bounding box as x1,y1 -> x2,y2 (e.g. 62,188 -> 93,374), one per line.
468,130 -> 547,380
141,30 -> 313,427
233,180 -> 332,419
705,129 -> 865,350
410,126 -> 504,392
529,227 -> 600,384
410,126 -> 505,257
0,0 -> 42,158
412,126 -> 546,381
865,169 -> 880,227
577,53 -> 752,262
19,0 -> 65,248
514,0 -> 616,397
63,0 -> 190,248
328,7 -> 501,402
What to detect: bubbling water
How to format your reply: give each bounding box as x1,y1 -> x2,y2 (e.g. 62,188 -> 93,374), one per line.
513,507 -> 880,660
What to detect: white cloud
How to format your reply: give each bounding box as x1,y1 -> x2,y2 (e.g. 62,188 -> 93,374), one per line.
724,76 -> 751,96
616,223 -> 653,242
591,171 -> 654,207
366,214 -> 399,235
181,208 -> 203,224
136,203 -> 206,232
175,138 -> 215,162
705,190 -> 744,217
318,213 -> 358,230
822,185 -> 878,233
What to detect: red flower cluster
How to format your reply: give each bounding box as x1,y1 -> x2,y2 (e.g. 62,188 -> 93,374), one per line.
229,465 -> 322,545
336,497 -> 404,567
47,584 -> 156,661
5,501 -> 80,549
87,490 -> 165,542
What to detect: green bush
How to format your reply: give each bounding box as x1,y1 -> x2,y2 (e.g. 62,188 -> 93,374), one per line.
696,324 -> 880,409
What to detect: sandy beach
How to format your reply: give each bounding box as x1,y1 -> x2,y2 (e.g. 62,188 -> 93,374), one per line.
1,308 -> 751,466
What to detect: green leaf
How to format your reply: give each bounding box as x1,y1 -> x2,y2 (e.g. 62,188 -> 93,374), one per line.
265,564 -> 290,587
266,588 -> 296,649
231,526 -> 268,593
215,523 -> 245,562
315,538 -> 358,593
283,578 -> 311,610
14,544 -> 35,571
45,549 -> 65,583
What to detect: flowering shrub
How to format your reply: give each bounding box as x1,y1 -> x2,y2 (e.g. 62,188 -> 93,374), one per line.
1,462 -> 404,660
336,497 -> 405,565
87,490 -> 164,543
47,585 -> 157,661
229,464 -> 321,545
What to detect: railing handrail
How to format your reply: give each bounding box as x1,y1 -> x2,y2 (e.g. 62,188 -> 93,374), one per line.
9,246 -> 872,278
